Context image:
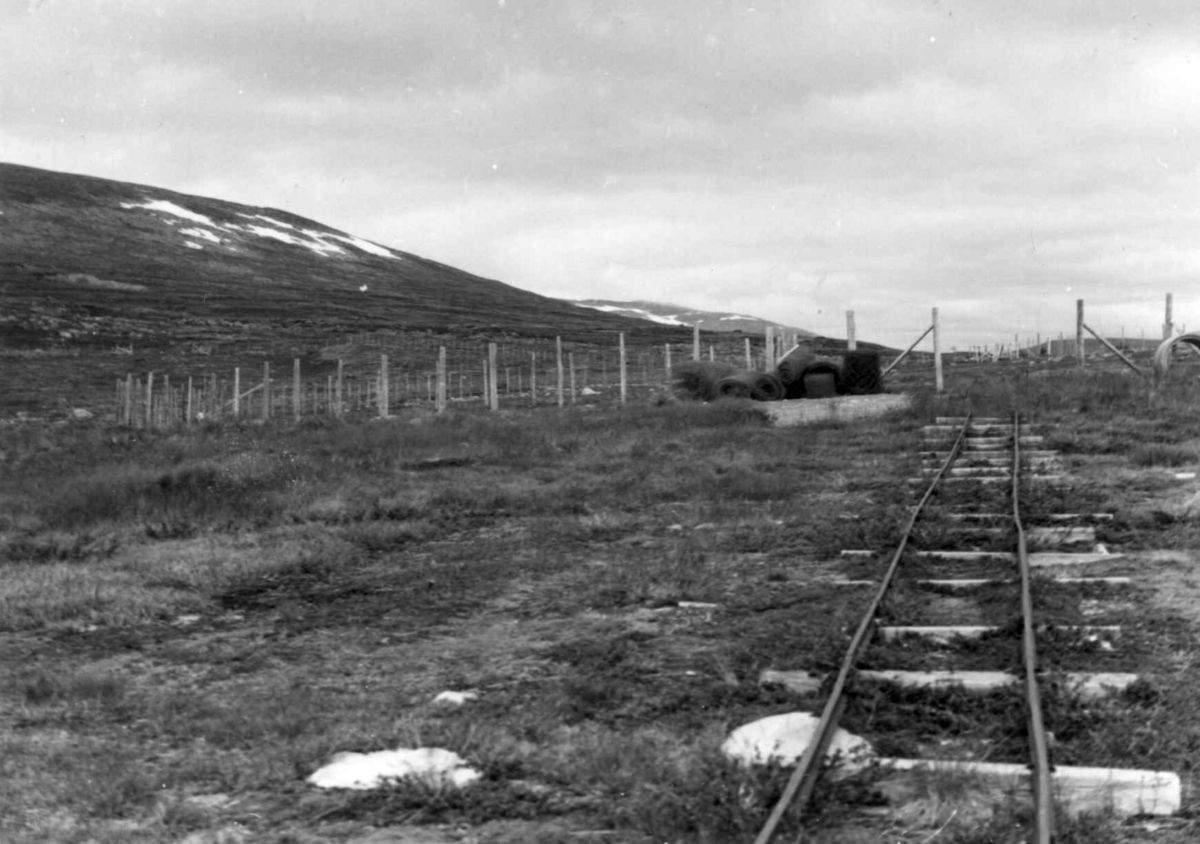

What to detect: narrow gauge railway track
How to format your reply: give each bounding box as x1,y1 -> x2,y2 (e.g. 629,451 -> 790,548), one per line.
755,415 -> 1180,844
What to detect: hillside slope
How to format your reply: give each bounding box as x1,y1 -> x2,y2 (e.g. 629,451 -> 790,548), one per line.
0,162 -> 671,349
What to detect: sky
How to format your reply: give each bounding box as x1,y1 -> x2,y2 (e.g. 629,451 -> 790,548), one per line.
4,0 -> 1200,349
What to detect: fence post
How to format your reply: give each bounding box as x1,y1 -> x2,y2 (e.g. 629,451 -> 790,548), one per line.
847,310 -> 857,351
488,343 -> 499,410
529,350 -> 536,407
186,376 -> 194,425
744,338 -> 752,370
665,343 -> 672,377
437,346 -> 447,412
1076,299 -> 1085,367
1164,293 -> 1174,340
145,372 -> 154,428
262,361 -> 271,420
379,354 -> 389,418
568,352 -> 577,405
619,333 -> 627,404
293,359 -> 301,422
693,325 -> 701,360
556,336 -> 565,407
124,373 -> 133,425
932,307 -> 944,393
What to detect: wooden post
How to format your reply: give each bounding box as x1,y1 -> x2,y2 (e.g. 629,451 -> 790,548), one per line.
665,343 -> 672,377
619,333 -> 627,403
124,373 -> 134,425
379,354 -> 389,418
293,359 -> 301,422
745,338 -> 752,370
556,336 -> 565,408
847,310 -> 857,351
331,359 -> 341,417
436,347 -> 448,412
186,376 -> 194,425
693,325 -> 701,360
708,344 -> 714,362
262,361 -> 271,420
1076,299 -> 1085,367
488,342 -> 499,410
232,367 -> 240,417
569,352 -> 577,405
933,307 -> 944,393
529,351 -> 536,407
145,372 -> 154,428
1164,293 -> 1174,340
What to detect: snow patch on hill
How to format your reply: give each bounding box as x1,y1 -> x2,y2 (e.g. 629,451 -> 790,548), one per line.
119,199 -> 400,260
580,304 -> 689,326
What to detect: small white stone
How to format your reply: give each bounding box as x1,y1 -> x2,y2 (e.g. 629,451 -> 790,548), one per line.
433,690 -> 478,706
308,747 -> 480,790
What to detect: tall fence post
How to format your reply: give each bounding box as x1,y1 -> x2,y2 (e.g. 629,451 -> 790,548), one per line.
233,367 -> 240,417
186,376 -> 194,425
379,354 -> 389,418
437,346 -> 448,412
1076,299 -> 1085,367
556,336 -> 565,408
933,307 -> 944,393
336,359 -> 344,418
262,361 -> 271,421
488,342 -> 499,411
293,359 -> 301,422
1164,292 -> 1174,340
145,372 -> 154,428
528,350 -> 536,407
664,343 -> 672,378
692,325 -> 701,361
847,310 -> 857,351
744,337 -> 752,370
619,333 -> 627,404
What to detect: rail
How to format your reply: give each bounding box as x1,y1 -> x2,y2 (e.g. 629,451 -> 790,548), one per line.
752,415 -> 972,844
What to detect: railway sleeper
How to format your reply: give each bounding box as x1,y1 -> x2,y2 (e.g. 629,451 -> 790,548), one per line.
840,550 -> 1121,566
876,624 -> 1121,643
878,758 -> 1180,818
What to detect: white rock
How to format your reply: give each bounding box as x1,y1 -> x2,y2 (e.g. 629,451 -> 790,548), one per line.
308,747 -> 480,790
71,408 -> 94,420
433,690 -> 478,706
580,387 -> 600,395
721,712 -> 875,778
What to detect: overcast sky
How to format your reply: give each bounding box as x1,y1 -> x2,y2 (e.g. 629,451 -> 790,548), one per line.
4,1 -> 1199,348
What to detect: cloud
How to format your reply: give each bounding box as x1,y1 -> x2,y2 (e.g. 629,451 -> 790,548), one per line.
4,0 -> 1200,348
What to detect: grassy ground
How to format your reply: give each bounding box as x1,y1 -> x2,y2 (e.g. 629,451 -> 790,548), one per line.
3,360 -> 1200,843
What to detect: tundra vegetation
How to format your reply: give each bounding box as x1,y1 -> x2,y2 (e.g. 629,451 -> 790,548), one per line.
3,362 -> 1200,843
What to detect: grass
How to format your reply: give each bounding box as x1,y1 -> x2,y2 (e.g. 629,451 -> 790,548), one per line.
2,363 -> 1200,842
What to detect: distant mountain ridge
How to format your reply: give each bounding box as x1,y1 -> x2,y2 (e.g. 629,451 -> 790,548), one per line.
574,299 -> 816,337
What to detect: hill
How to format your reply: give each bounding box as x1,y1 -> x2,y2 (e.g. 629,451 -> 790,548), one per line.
0,162 -> 684,350
573,299 -> 817,337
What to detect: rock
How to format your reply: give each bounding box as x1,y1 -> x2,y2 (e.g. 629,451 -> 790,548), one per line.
432,690 -> 478,706
71,408 -> 94,420
721,712 -> 875,778
308,747 -> 480,790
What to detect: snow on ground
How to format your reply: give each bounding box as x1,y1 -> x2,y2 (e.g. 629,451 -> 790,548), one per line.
324,232 -> 399,259
575,303 -> 689,326
120,199 -> 216,226
184,242 -> 203,250
308,747 -> 481,790
119,198 -> 399,260
180,227 -> 221,244
239,212 -> 295,229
